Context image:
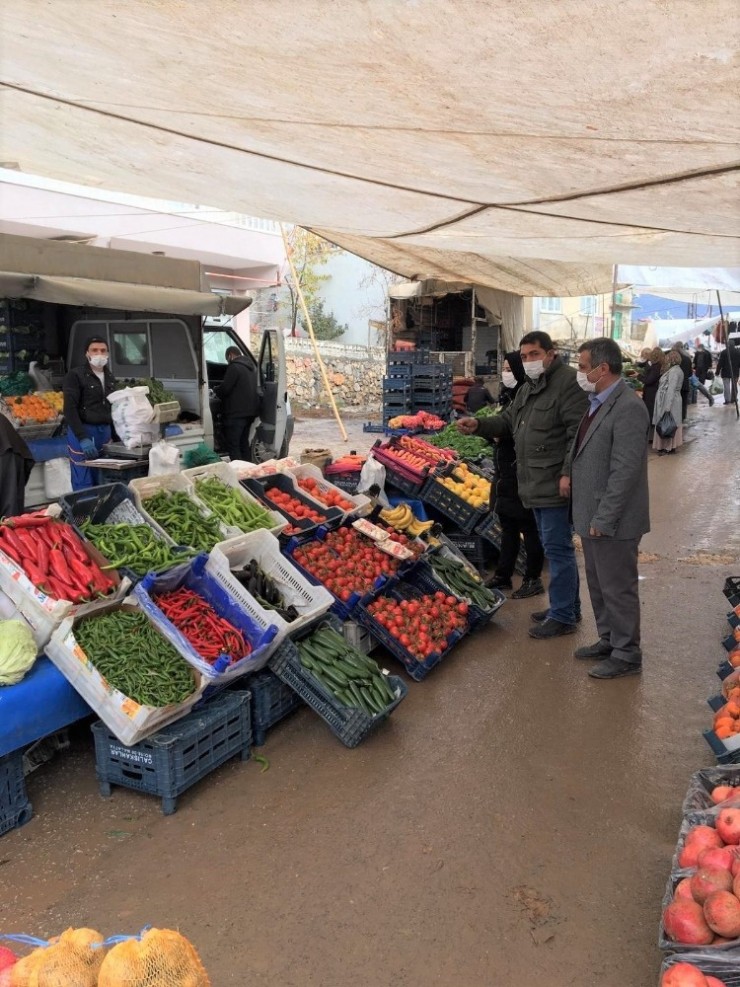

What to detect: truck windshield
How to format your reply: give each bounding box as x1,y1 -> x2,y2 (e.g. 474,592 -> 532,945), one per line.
204,330 -> 242,364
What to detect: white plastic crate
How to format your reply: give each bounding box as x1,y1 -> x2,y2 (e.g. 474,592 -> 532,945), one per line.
286,463 -> 372,518
182,461 -> 286,535
129,472 -> 235,540
209,530 -> 333,643
46,601 -> 205,747
342,620 -> 378,655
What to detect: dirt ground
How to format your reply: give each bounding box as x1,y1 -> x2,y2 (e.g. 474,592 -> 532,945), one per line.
2,399 -> 739,986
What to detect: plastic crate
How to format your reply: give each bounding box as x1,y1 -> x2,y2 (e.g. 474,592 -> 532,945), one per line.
420,471 -> 488,535
91,691 -> 251,815
382,378 -> 412,393
209,529 -> 334,643
682,766 -> 740,815
387,350 -> 431,367
244,472 -> 343,538
660,953 -> 740,985
342,619 -> 378,654
354,580 -> 468,682
703,726 -> 740,764
363,422 -> 386,433
287,463 -> 371,518
724,577 -> 740,600
0,750 -> 32,838
245,669 -> 303,746
370,440 -> 430,497
181,461 -> 286,536
134,555 -> 279,682
323,468 -> 361,494
476,511 -> 527,575
268,622 -> 407,748
660,867 -> 740,952
129,472 -> 235,546
413,556 -> 505,632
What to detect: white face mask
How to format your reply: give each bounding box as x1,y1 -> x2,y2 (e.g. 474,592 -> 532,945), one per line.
501,370 -> 518,389
577,368 -> 605,393
89,355 -> 108,369
523,360 -> 545,380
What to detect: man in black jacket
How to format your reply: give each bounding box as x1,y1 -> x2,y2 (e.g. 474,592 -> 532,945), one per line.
216,346 -> 261,462
693,344 -> 713,384
63,336 -> 116,490
672,342 -> 692,423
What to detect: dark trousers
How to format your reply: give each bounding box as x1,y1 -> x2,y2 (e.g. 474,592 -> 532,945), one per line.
223,416 -> 255,463
582,535 -> 642,664
0,450 -> 26,519
681,388 -> 689,421
496,511 -> 545,581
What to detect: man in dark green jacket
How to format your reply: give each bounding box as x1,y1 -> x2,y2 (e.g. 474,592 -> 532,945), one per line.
458,331 -> 588,638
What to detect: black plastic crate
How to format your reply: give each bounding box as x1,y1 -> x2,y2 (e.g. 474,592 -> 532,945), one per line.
420,470 -> 488,535
0,750 -> 32,838
724,577 -> 740,600
382,378 -> 411,393
244,473 -> 343,537
476,511 -> 527,576
269,619 -> 407,747
246,669 -> 303,746
413,555 -> 505,631
387,350 -> 430,367
440,532 -> 492,571
323,469 -> 361,494
91,691 -> 252,815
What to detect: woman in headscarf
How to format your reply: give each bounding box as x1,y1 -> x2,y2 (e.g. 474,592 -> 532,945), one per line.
652,349 -> 684,455
486,351 -> 545,598
0,412 -> 34,518
641,347 -> 664,433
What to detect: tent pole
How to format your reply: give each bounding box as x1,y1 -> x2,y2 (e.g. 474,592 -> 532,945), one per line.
280,224 -> 348,442
610,265 -> 618,339
471,288 -> 477,377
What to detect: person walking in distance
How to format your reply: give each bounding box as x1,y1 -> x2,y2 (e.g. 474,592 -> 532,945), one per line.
62,336 -> 116,491
672,341 -> 692,423
717,342 -> 740,407
652,350 -> 684,455
457,331 -> 588,638
485,352 -> 545,599
215,346 -> 261,463
693,343 -> 713,385
565,339 -> 650,679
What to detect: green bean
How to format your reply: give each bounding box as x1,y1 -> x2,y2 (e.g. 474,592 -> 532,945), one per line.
143,490 -> 224,552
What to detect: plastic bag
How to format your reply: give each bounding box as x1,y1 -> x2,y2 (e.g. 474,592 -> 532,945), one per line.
149,440 -> 181,477
655,411 -> 677,439
98,928 -> 210,987
710,375 -> 724,395
43,458 -> 72,500
108,388 -> 158,450
357,458 -> 390,508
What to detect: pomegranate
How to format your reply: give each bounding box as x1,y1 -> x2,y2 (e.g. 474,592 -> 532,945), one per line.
733,871 -> 740,899
698,846 -> 734,871
660,963 -> 708,987
705,979 -> 728,987
716,808 -> 740,845
674,877 -> 695,901
711,785 -> 736,804
686,825 -> 724,848
703,890 -> 740,938
691,867 -> 734,903
663,899 -> 715,944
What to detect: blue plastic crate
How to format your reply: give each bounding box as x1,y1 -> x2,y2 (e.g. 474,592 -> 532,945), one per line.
363,422 -> 386,433
91,691 -> 252,814
268,619 -> 407,748
246,669 -> 302,746
0,750 -> 33,838
703,727 -> 740,765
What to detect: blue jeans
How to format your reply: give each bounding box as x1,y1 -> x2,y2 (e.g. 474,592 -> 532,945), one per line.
532,506 -> 580,625
68,424 -> 112,491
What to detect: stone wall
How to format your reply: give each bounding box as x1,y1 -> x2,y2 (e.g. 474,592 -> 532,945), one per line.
250,333 -> 384,412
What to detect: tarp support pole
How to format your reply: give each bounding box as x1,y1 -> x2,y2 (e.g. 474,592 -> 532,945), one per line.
280,224 -> 348,443
470,288 -> 477,377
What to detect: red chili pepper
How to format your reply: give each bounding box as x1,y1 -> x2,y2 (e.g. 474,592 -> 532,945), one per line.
50,548 -> 72,584
2,515 -> 51,528
0,526 -> 26,558
24,560 -> 48,589
35,539 -> 50,576
156,588 -> 249,664
0,530 -> 22,565
57,524 -> 89,562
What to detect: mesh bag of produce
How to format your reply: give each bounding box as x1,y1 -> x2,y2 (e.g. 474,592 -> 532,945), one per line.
8,929 -> 104,987
97,928 -> 210,987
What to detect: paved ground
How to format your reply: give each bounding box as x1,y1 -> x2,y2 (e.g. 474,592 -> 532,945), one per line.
2,398 -> 739,986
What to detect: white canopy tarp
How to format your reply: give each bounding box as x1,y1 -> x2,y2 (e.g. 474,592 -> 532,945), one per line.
618,266 -> 740,309
1,0 -> 738,296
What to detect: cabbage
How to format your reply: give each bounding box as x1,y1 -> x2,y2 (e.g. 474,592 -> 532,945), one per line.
0,620 -> 37,685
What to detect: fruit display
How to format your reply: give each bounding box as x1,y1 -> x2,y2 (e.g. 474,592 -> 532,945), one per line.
297,623 -> 398,716
660,960 -> 732,986
365,589 -> 469,662
295,475 -> 357,512
664,810 -> 740,945
432,461 -> 491,509
291,527 -> 402,602
386,410 -> 446,431
42,390 -> 64,413
264,487 -> 327,527
2,393 -> 60,424
0,511 -> 116,603
379,502 -> 434,538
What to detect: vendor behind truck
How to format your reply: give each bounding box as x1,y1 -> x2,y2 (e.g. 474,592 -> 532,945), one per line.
63,336 -> 116,490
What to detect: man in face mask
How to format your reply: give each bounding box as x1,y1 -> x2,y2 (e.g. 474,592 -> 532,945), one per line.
457,330 -> 588,638
563,339 -> 650,678
63,336 -> 116,490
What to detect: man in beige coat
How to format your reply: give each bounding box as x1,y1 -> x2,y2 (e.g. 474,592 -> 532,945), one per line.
565,338 -> 650,679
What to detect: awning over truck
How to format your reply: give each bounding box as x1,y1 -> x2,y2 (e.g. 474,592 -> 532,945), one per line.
0,272 -> 252,316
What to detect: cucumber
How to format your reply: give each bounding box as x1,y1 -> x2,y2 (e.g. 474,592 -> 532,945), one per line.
360,685 -> 382,714
333,658 -> 369,680
370,679 -> 389,710
318,663 -> 350,688
347,681 -> 366,709
299,654 -> 317,671
375,673 -> 396,703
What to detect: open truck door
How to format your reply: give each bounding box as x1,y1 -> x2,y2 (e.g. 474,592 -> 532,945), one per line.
252,328 -> 291,462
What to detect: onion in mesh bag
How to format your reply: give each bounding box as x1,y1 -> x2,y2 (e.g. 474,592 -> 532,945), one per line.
9,928 -> 103,987
97,928 -> 210,987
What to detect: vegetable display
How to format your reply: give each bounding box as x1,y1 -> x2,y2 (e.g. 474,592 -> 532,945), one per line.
231,560 -> 299,622
155,587 -> 250,665
0,512 -> 115,603
0,619 -> 37,685
426,423 -> 491,459
292,527 -> 401,601
143,490 -> 224,552
80,519 -> 193,576
262,487 -> 327,530
386,410 -> 446,431
426,553 -> 498,611
74,609 -> 197,707
295,475 -> 356,512
194,477 -> 276,532
365,590 -> 469,661
114,376 -> 177,405
297,624 -> 396,715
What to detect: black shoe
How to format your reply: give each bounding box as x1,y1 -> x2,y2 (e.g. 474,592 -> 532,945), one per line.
588,658 -> 642,679
528,618 -> 578,639
574,641 -> 612,660
531,609 -> 582,624
511,578 -> 544,600
486,575 -> 513,590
